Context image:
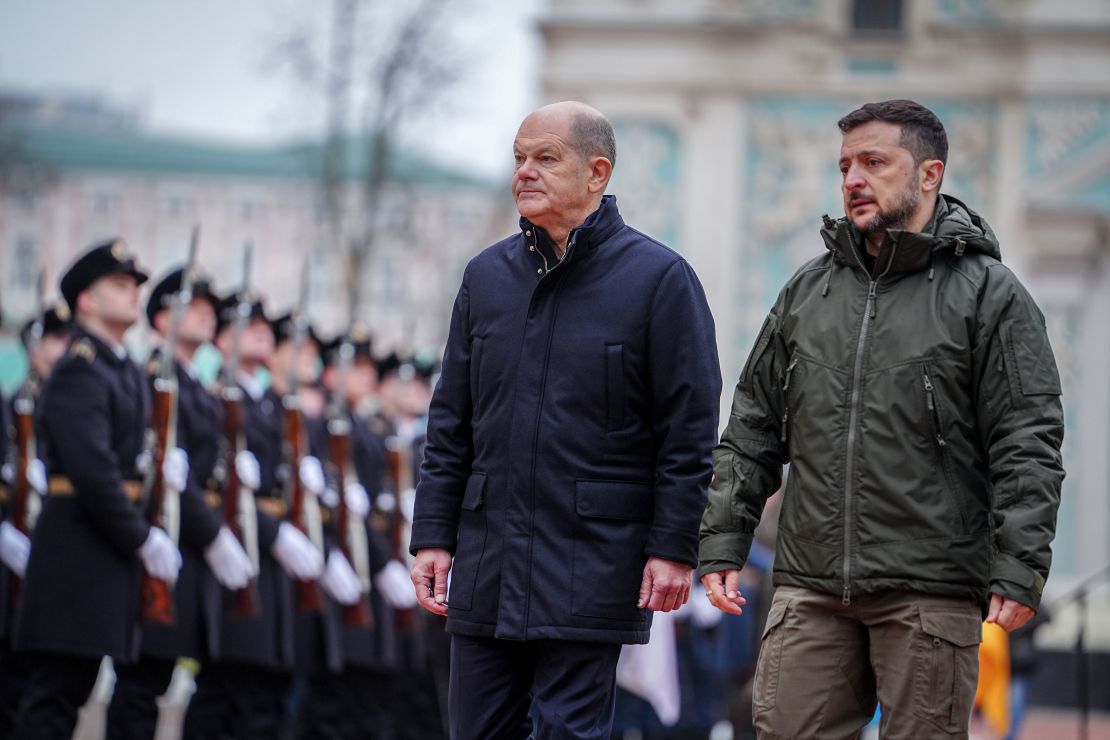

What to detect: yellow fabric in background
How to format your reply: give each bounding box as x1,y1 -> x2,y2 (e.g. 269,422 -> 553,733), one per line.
975,622 -> 1011,737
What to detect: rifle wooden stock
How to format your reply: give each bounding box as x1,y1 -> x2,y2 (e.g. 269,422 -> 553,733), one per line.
221,389 -> 259,616
139,380 -> 176,625
329,420 -> 371,627
387,441 -> 418,632
8,398 -> 34,605
283,399 -> 321,612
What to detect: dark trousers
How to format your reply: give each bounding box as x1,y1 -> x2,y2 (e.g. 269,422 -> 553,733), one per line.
0,642 -> 29,738
182,661 -> 291,740
105,656 -> 176,740
11,651 -> 101,740
449,634 -> 621,740
298,667 -> 395,740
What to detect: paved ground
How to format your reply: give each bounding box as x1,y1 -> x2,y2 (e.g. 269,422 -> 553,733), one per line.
70,704 -> 1110,740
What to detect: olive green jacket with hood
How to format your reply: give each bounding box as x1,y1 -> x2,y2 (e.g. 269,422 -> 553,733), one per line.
699,195 -> 1065,611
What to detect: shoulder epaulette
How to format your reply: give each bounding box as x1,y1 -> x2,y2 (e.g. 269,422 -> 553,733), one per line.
68,338 -> 97,363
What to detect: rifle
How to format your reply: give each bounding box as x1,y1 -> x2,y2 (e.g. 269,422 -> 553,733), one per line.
220,244 -> 259,616
8,270 -> 46,605
326,338 -> 372,627
138,225 -> 200,625
385,362 -> 420,631
282,264 -> 323,612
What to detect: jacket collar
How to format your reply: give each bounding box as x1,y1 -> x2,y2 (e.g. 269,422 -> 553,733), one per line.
518,194 -> 626,257
71,324 -> 128,366
820,194 -> 1001,278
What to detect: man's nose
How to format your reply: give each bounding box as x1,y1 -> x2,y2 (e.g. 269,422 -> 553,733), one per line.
516,158 -> 538,179
843,165 -> 866,191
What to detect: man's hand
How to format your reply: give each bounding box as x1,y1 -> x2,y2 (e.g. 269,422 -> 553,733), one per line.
411,548 -> 452,617
700,569 -> 746,616
986,593 -> 1035,632
638,557 -> 692,612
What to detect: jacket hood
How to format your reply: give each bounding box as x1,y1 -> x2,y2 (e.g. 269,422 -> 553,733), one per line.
820,194 -> 1001,277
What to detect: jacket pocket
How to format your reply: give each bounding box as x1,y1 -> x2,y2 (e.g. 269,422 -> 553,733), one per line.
779,355 -> 799,447
912,608 -> 982,733
605,343 -> 626,431
1000,319 -> 1062,403
753,594 -> 790,714
571,479 -> 653,620
448,472 -> 488,611
921,363 -> 967,531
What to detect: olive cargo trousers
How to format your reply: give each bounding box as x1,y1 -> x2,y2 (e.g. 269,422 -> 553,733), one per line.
753,585 -> 982,739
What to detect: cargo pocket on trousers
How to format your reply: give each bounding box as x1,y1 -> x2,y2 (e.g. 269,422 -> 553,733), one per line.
752,596 -> 790,714
447,472 -> 488,612
912,608 -> 982,733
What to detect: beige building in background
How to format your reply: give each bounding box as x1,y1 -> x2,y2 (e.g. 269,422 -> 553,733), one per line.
0,97 -> 513,359
537,0 -> 1110,703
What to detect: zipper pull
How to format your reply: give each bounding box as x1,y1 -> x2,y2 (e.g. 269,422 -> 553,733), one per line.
867,282 -> 877,319
842,584 -> 851,606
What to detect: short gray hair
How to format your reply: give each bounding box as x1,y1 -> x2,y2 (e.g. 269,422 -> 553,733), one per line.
570,112 -> 616,167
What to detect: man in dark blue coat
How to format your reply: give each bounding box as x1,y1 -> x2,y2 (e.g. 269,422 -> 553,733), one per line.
409,101 -> 722,739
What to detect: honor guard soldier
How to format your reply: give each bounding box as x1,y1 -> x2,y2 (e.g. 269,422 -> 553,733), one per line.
106,266 -> 254,739
182,290 -> 322,740
373,352 -> 448,738
0,302 -> 71,735
12,240 -> 184,740
297,327 -> 406,740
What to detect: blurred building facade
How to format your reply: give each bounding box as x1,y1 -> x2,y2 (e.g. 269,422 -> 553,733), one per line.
0,93 -> 513,374
539,0 -> 1110,706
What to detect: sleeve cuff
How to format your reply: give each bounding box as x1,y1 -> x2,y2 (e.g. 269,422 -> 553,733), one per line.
698,531 -> 754,576
990,551 -> 1045,610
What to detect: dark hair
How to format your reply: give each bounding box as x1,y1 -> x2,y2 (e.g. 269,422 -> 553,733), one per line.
570,111 -> 616,167
837,100 -> 947,166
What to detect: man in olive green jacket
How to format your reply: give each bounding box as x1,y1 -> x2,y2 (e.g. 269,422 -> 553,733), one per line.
699,100 -> 1064,739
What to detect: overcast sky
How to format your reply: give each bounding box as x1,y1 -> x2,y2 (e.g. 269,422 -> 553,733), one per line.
0,0 -> 542,180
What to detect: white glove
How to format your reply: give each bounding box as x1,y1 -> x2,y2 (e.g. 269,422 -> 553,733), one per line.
321,487 -> 339,509
374,559 -> 420,610
138,527 -> 182,583
0,521 -> 31,579
26,459 -> 47,494
345,482 -> 370,519
272,522 -> 324,580
204,526 -> 255,589
299,456 -> 326,496
235,450 -> 261,491
320,549 -> 362,605
162,448 -> 189,492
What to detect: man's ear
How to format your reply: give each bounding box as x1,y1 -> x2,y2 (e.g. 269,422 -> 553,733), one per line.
920,159 -> 944,194
588,156 -> 614,195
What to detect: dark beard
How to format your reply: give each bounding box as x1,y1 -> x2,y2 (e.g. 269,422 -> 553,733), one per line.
860,178 -> 920,239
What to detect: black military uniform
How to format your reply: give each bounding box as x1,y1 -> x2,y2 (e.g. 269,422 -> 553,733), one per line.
296,333 -> 396,740
374,354 -> 450,740
106,267 -> 228,740
0,304 -> 72,736
12,241 -> 152,739
183,293 -> 296,740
